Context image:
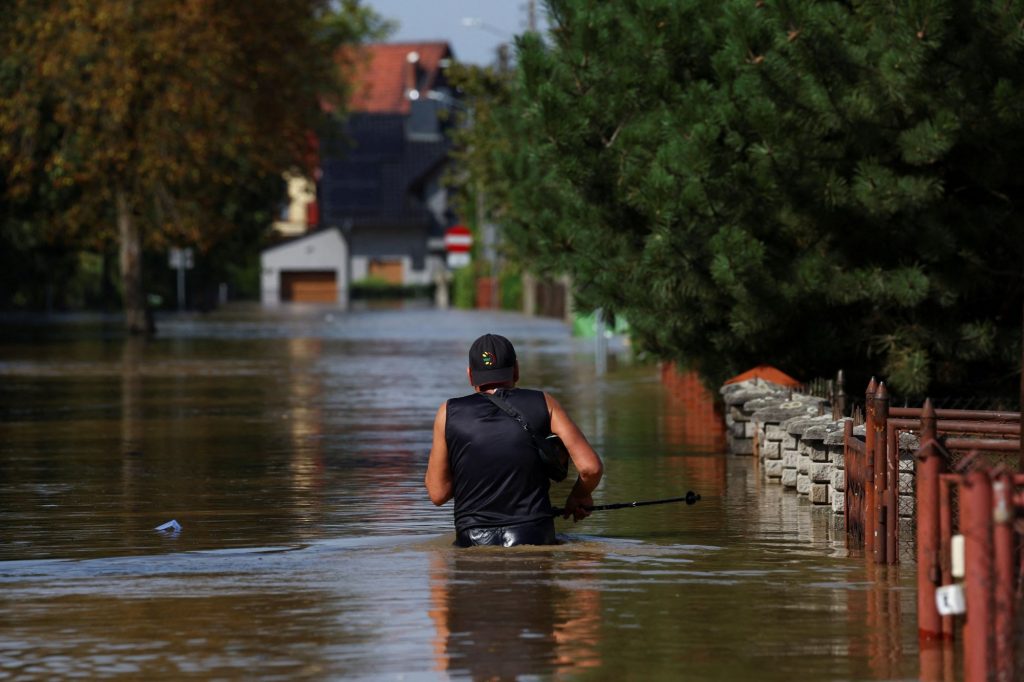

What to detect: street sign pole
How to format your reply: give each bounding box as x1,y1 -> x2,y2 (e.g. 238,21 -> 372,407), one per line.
168,247 -> 195,312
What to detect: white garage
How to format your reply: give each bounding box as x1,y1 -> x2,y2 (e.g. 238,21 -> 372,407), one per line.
260,228 -> 349,306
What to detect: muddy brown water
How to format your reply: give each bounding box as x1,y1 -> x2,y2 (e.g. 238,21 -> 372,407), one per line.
0,305 -> 919,680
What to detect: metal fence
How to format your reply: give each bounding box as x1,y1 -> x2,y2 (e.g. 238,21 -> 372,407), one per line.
836,380 -> 1020,682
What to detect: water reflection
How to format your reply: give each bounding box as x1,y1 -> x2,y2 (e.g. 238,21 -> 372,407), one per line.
119,337 -> 145,533
430,551 -> 558,677
428,548 -> 604,678
861,562 -> 908,681
552,569 -> 603,673
120,336 -> 144,457
284,337 -> 326,499
661,364 -> 727,453
5,589 -> 340,679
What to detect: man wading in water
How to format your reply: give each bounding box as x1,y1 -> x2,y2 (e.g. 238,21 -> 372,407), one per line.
426,333 -> 604,547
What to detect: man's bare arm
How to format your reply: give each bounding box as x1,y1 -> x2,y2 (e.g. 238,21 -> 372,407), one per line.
546,393 -> 603,521
425,402 -> 453,505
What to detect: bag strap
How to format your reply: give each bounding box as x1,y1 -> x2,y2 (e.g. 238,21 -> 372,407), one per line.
484,390 -> 569,482
483,391 -> 545,448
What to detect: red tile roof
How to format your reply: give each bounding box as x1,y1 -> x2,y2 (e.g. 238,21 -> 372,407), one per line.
723,365 -> 802,387
348,42 -> 452,114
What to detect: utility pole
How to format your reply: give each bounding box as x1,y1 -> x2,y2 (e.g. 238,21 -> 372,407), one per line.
527,0 -> 537,32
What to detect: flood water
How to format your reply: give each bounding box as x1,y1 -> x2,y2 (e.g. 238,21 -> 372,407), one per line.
0,305 -> 920,680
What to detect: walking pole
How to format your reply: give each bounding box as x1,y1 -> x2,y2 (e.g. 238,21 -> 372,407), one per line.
551,490 -> 700,516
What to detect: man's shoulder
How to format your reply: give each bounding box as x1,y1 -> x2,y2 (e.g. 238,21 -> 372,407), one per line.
447,392 -> 482,408
510,387 -> 546,399
506,388 -> 551,415
447,388 -> 548,408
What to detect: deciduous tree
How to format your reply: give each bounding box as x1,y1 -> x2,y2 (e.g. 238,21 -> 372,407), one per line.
0,0 -> 387,330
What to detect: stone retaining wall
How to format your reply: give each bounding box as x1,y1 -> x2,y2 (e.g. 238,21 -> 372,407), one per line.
721,379 -> 919,548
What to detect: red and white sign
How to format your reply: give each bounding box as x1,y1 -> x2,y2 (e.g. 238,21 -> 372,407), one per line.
444,225 -> 473,252
444,225 -> 472,268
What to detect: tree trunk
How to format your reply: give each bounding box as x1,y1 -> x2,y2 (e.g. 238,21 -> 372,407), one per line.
101,248 -> 116,311
117,187 -> 150,335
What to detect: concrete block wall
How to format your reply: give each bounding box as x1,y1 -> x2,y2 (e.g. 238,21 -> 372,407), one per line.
721,379 -> 824,456
720,379 -> 921,536
722,381 -> 789,456
786,415 -> 833,497
824,422 -> 848,516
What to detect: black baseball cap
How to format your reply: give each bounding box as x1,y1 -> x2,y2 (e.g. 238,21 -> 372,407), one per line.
468,333 -> 517,386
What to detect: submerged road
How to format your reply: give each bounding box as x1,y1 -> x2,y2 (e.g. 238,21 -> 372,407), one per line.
0,305 -> 918,680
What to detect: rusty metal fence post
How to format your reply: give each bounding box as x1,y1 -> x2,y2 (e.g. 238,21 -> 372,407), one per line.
844,409 -> 868,548
873,382 -> 889,564
916,400 -> 942,641
844,418 -> 853,540
885,416 -> 899,564
991,471 -> 1015,682
961,468 -> 994,682
938,474 -> 956,642
865,378 -> 877,556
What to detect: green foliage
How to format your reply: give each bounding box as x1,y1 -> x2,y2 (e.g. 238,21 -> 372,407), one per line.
0,0 -> 386,318
456,0 -> 1024,399
499,266 -> 523,311
451,264 -> 477,309
353,276 -> 395,289
350,278 -> 433,300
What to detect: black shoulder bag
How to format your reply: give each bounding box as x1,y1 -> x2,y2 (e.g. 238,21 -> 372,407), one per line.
484,392 -> 570,482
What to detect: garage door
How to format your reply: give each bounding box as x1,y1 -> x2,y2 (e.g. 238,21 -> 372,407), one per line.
368,259 -> 403,285
280,271 -> 337,303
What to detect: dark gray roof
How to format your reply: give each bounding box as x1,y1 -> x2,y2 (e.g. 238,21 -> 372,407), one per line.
319,112 -> 453,237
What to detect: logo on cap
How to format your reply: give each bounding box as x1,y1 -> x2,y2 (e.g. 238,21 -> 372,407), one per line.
481,351 -> 495,367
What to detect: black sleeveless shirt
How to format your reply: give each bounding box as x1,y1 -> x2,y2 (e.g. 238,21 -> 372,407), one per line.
445,388 -> 553,532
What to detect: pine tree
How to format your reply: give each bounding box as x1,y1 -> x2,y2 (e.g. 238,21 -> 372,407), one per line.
468,0 -> 1024,399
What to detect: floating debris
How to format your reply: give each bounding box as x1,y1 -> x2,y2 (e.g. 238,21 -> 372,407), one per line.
154,519 -> 182,533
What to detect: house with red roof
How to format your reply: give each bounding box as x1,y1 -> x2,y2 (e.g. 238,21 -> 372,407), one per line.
261,41 -> 458,304
347,42 -> 452,115
324,42 -> 457,286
